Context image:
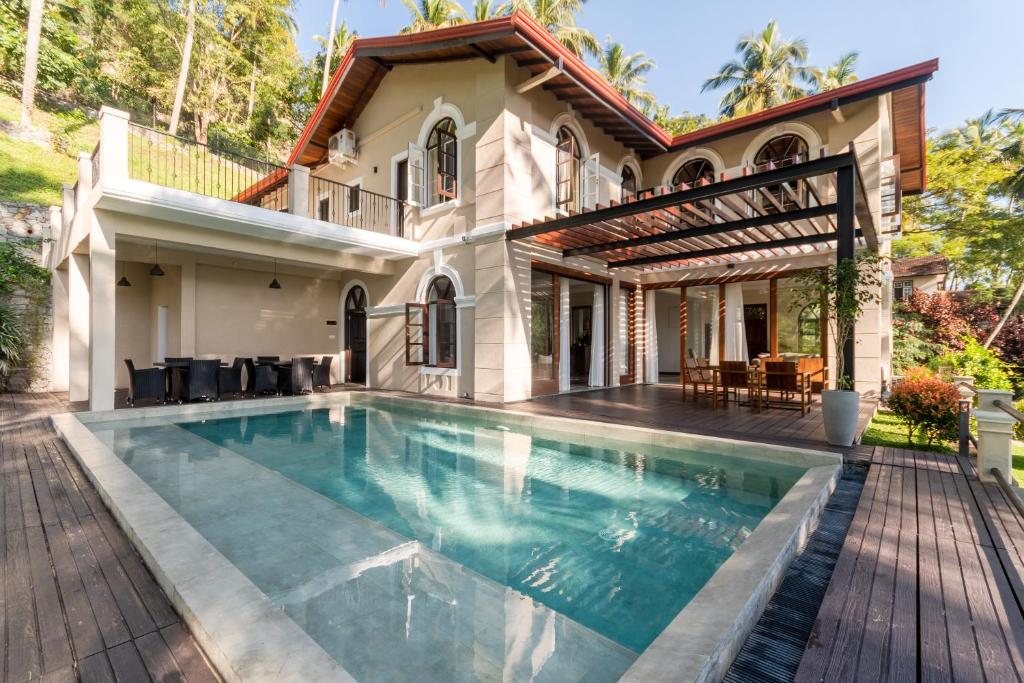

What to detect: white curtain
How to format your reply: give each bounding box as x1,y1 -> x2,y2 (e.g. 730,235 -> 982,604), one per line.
589,285 -> 605,387
723,283 -> 749,362
645,290 -> 659,382
708,289 -> 720,366
617,290 -> 629,376
559,282 -> 570,392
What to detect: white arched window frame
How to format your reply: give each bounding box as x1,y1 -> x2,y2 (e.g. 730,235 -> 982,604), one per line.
549,114 -> 599,212
408,101 -> 469,212
616,156 -> 643,201
662,147 -> 726,189
405,263 -> 470,375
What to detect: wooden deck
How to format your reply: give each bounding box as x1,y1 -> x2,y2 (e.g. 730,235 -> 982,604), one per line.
1,392 -> 219,683
796,446 -> 1024,681
509,383 -> 877,452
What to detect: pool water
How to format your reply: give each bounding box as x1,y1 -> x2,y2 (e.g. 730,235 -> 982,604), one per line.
90,399 -> 807,681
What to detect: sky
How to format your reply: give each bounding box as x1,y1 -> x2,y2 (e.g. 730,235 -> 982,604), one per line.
288,0 -> 1023,134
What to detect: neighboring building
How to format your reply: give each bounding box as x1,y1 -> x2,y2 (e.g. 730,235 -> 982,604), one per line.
44,12 -> 937,410
891,254 -> 948,300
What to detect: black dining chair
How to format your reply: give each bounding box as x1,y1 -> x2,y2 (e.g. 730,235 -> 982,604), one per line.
250,360 -> 278,396
171,359 -> 220,403
313,356 -> 333,391
124,359 -> 165,407
218,357 -> 246,399
278,356 -> 314,395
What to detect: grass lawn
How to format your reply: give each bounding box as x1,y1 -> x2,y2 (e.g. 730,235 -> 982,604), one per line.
0,92 -> 260,207
0,93 -> 99,206
861,408 -> 955,454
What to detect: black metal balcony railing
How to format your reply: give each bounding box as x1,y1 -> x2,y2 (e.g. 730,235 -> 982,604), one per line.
310,175 -> 405,237
127,123 -> 288,211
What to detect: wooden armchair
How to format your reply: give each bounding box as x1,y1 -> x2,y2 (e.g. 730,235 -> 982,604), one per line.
715,360 -> 761,409
762,361 -> 814,415
683,357 -> 716,401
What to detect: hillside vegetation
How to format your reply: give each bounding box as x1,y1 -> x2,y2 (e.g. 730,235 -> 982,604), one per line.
0,92 -> 98,205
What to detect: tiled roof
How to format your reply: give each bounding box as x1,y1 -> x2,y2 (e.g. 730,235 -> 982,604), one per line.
892,255 -> 948,277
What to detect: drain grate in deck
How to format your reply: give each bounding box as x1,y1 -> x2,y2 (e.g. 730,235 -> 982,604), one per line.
723,463 -> 867,683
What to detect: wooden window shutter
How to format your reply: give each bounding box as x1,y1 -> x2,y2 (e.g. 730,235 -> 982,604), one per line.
405,303 -> 429,366
436,128 -> 458,201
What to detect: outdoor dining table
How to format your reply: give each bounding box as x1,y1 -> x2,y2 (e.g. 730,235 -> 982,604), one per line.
154,360 -> 229,368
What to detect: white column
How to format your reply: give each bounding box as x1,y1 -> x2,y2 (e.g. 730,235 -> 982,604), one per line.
288,164 -> 310,217
98,106 -> 130,182
88,219 -> 116,411
50,266 -> 70,392
180,260 -> 197,356
558,281 -> 570,393
68,253 -> 90,402
975,389 -> 1017,483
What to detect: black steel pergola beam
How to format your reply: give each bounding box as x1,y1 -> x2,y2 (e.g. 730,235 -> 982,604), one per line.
506,152 -> 855,241
606,229 -> 864,269
562,203 -> 838,258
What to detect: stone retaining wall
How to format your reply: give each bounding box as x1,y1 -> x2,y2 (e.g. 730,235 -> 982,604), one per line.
2,200 -> 54,392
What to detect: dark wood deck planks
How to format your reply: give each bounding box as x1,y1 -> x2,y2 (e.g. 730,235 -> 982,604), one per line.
0,392 -> 219,683
797,444 -> 1024,682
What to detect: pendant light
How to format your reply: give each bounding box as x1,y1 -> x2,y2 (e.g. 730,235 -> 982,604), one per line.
150,240 -> 165,277
117,260 -> 131,287
268,259 -> 281,289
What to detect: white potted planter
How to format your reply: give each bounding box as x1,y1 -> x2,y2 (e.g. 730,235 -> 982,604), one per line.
822,388 -> 860,446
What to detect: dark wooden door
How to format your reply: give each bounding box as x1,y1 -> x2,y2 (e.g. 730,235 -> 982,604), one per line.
345,311 -> 367,383
744,304 -> 768,360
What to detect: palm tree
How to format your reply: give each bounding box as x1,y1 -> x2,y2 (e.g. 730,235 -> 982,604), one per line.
701,20 -> 815,117
941,109 -> 1007,153
472,0 -> 501,20
19,0 -> 45,127
811,51 -> 859,92
499,0 -> 598,57
597,39 -> 655,110
318,21 -> 358,95
400,0 -> 467,33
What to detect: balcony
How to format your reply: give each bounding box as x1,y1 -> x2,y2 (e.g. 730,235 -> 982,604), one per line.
124,122 -> 404,236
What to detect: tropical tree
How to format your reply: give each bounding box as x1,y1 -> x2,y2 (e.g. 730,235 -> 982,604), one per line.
597,38 -> 655,110
650,105 -> 712,136
499,0 -> 598,57
701,20 -> 815,117
400,0 -> 466,33
472,0 -> 501,20
811,50 -> 858,92
19,0 -> 44,127
315,21 -> 357,95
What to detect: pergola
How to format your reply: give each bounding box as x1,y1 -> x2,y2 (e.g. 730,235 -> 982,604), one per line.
506,149 -> 879,385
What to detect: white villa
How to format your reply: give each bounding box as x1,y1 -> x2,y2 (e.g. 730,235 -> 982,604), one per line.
44,11 -> 937,412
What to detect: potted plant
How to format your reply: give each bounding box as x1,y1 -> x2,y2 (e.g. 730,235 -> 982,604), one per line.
792,254 -> 881,446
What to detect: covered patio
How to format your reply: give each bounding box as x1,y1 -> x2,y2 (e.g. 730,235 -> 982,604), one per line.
508,147 -> 884,409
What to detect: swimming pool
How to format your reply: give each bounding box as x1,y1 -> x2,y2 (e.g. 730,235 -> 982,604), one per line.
58,394 -> 840,682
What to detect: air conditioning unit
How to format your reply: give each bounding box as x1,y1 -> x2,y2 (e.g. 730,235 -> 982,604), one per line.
328,128 -> 358,166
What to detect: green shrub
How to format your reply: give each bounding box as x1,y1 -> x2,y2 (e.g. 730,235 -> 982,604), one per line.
1016,399 -> 1024,442
886,376 -> 961,445
934,337 -> 1014,391
0,302 -> 25,376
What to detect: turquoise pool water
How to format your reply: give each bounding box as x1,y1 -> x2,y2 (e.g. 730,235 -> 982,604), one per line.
90,398 -> 808,681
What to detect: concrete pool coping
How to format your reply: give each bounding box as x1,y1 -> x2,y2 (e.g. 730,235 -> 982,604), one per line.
55,391 -> 842,683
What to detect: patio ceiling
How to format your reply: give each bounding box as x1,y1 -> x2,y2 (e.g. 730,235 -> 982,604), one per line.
506,150 -> 877,272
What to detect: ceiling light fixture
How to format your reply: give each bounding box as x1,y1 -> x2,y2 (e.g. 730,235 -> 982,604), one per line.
269,259 -> 281,289
150,241 -> 165,277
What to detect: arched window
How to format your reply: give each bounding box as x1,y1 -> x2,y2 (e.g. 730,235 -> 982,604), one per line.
671,158 -> 715,188
345,286 -> 366,312
621,165 -> 637,200
754,134 -> 809,212
556,126 -> 582,212
427,276 -> 457,368
797,303 -> 821,355
427,117 -> 458,206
